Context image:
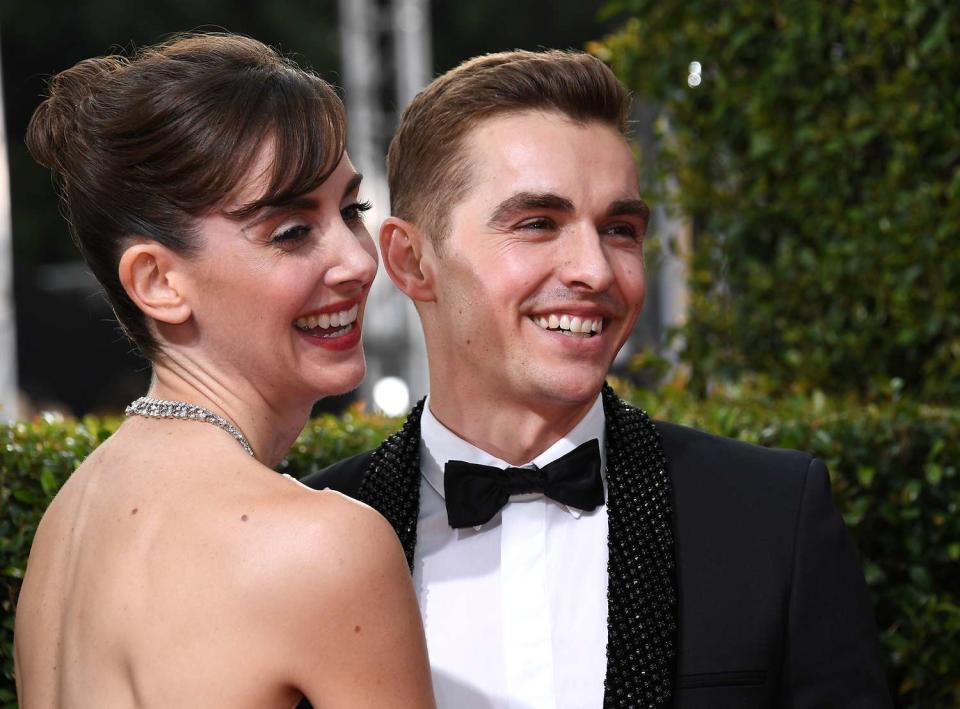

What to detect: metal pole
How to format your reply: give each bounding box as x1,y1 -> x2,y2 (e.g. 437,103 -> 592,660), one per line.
339,0 -> 381,179
339,0 -> 405,406
0,33 -> 19,422
393,0 -> 432,109
338,0 -> 434,407
656,199 -> 691,364
391,0 -> 432,401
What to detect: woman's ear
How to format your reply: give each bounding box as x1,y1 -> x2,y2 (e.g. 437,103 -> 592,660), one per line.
380,217 -> 436,303
118,242 -> 192,325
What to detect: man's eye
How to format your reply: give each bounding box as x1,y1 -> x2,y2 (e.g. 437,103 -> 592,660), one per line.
604,223 -> 642,239
342,200 -> 373,224
271,224 -> 311,245
517,218 -> 555,230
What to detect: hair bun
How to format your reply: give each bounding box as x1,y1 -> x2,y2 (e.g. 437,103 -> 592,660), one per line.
26,55 -> 126,173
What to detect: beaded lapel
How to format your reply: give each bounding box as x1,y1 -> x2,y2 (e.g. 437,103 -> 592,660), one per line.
356,384 -> 677,707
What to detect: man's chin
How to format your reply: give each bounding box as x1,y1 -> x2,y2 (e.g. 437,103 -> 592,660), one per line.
524,369 -> 609,409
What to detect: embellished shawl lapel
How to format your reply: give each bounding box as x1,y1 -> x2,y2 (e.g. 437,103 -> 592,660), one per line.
356,384 -> 678,708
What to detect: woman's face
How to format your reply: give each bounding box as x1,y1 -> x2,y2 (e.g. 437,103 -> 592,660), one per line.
180,152 -> 378,406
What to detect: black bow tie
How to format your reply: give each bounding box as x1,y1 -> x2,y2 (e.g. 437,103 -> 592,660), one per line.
443,439 -> 605,528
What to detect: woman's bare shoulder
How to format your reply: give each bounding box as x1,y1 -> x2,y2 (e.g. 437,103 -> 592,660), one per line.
259,478 -> 430,707
246,474 -> 416,664
274,480 -> 404,583
235,469 -> 405,598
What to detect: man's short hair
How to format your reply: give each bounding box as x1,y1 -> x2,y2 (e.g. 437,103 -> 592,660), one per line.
386,49 -> 630,247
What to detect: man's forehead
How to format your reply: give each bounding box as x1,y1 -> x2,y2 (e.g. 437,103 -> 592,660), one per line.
459,112 -> 639,205
466,110 -> 630,159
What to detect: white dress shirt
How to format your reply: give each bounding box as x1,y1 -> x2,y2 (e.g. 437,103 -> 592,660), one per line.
415,395 -> 609,709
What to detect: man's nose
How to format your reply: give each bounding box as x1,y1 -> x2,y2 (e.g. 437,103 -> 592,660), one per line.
556,226 -> 616,292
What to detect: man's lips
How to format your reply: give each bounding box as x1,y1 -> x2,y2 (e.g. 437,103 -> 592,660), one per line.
530,313 -> 603,336
526,301 -> 620,338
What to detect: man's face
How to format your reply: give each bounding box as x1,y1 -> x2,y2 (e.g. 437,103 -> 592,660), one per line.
422,110 -> 648,411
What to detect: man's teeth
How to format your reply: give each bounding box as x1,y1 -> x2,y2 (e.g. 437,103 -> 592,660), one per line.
533,314 -> 603,336
294,304 -> 359,332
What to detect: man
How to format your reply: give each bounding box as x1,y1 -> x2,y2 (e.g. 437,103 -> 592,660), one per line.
303,50 -> 890,708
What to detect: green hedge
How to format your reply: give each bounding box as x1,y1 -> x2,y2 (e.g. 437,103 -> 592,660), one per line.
3,391 -> 958,706
596,0 -> 960,402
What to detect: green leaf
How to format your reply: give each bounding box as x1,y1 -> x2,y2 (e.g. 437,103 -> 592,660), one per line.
11,488 -> 39,505
39,467 -> 59,497
909,565 -> 933,590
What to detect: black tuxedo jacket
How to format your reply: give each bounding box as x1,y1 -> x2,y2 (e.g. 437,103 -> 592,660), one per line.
302,414 -> 891,708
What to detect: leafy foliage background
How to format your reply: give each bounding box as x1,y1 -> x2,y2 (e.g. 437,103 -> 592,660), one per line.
597,0 -> 959,401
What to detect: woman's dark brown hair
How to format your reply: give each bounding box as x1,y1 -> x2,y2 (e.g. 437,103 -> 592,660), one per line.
27,33 -> 346,358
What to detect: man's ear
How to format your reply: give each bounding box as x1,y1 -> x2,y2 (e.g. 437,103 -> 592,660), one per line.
118,241 -> 192,325
380,217 -> 436,302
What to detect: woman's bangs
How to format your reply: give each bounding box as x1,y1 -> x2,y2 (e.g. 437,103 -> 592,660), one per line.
249,79 -> 346,214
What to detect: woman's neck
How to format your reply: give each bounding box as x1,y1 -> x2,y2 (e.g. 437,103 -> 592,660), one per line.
146,362 -> 312,468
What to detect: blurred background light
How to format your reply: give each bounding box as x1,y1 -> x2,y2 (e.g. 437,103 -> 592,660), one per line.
373,376 -> 411,416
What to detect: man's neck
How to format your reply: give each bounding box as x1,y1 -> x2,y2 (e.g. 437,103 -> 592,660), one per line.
426,389 -> 600,466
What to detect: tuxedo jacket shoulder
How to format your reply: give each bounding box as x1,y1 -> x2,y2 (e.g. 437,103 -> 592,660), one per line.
302,450 -> 370,497
301,420 -> 890,707
657,420 -> 888,706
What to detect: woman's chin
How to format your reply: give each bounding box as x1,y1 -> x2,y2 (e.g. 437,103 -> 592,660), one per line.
308,359 -> 366,399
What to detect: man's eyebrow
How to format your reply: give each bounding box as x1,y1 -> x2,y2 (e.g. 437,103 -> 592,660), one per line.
606,198 -> 650,222
488,191 -> 575,226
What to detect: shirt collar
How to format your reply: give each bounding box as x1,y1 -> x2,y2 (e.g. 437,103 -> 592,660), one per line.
419,394 -> 607,518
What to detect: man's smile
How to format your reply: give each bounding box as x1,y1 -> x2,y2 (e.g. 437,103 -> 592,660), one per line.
530,314 -> 603,337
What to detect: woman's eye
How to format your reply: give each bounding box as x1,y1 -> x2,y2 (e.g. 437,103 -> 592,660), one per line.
271,224 -> 311,246
342,200 -> 372,224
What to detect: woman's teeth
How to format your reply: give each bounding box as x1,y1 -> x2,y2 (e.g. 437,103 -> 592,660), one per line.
532,314 -> 603,337
294,304 -> 359,334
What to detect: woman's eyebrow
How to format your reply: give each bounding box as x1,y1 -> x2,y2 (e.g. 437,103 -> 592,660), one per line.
241,197 -> 319,229
342,172 -> 364,199
240,172 -> 365,229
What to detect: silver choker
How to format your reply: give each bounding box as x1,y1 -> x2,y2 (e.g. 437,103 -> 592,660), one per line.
125,396 -> 255,458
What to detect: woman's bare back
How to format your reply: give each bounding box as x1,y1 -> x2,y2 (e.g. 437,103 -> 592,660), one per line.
14,422 -> 433,708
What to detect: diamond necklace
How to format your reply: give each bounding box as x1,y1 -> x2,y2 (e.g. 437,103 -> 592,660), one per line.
124,396 -> 256,458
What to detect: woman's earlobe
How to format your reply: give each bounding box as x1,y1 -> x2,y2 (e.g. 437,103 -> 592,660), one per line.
118,242 -> 192,325
380,217 -> 436,302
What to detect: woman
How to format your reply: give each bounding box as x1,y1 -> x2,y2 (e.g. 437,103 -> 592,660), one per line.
14,33 -> 435,708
